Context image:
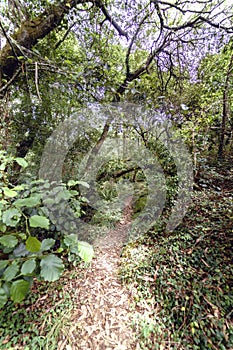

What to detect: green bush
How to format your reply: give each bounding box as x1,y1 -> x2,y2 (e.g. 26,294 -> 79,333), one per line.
0,151 -> 93,307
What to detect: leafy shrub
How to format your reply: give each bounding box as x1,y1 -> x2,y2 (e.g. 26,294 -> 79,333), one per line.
0,151 -> 93,307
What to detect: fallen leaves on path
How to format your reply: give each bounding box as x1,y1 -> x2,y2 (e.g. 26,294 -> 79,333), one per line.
58,200 -> 137,350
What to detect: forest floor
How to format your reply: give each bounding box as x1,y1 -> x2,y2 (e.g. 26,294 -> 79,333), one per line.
59,200 -> 137,350
0,197 -> 140,350
0,157 -> 232,350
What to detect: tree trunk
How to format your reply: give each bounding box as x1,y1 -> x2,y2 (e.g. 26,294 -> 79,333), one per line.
218,53 -> 233,160
0,1 -> 89,87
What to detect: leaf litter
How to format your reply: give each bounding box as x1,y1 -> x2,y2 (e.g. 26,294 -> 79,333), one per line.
58,197 -> 138,350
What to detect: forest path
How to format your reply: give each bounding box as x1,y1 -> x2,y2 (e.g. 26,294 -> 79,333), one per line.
60,198 -> 137,350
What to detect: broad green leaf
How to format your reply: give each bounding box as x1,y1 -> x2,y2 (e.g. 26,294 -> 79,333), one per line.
10,280 -> 30,303
21,259 -> 36,275
29,215 -> 50,229
78,241 -> 94,263
0,235 -> 18,248
14,195 -> 41,208
67,180 -> 79,187
68,180 -> 90,188
0,288 -> 7,308
0,260 -> 9,270
26,236 -> 41,253
3,263 -> 19,281
2,187 -> 18,198
64,234 -> 79,255
53,190 -> 71,203
63,233 -> 78,247
40,254 -> 64,281
2,208 -> 21,227
15,158 -> 28,168
68,190 -> 79,196
40,238 -> 55,252
2,282 -> 10,296
12,185 -> 25,191
42,197 -> 55,205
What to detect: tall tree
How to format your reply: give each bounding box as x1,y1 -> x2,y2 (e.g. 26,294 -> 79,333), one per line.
218,50 -> 233,159
0,0 -> 232,159
0,0 -> 232,95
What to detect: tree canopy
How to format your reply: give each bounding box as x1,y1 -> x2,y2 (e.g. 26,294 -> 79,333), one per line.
0,2 -> 232,347
0,0 -> 232,96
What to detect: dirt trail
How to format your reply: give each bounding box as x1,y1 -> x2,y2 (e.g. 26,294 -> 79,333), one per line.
62,199 -> 137,350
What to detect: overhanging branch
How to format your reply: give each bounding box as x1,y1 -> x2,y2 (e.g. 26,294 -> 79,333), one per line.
95,0 -> 128,38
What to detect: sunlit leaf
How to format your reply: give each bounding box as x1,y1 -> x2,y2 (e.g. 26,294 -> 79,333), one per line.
10,280 -> 30,303
26,236 -> 41,253
2,208 -> 21,227
78,241 -> 94,263
14,195 -> 41,208
15,158 -> 28,168
2,188 -> 18,198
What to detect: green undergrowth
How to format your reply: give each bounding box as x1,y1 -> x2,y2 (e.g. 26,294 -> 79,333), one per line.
0,267 -> 81,349
120,165 -> 233,349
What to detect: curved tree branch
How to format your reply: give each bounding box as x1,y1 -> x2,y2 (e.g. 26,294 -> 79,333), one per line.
125,10 -> 151,77
0,0 -> 128,90
0,0 -> 84,82
95,0 -> 128,38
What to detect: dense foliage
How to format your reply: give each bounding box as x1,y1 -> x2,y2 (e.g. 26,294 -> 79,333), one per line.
0,151 -> 93,306
121,163 -> 233,349
0,0 -> 232,348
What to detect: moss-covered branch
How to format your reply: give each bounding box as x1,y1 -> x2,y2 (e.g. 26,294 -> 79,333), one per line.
0,1 -> 86,82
